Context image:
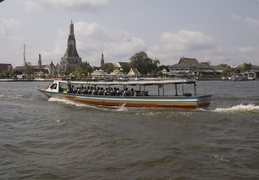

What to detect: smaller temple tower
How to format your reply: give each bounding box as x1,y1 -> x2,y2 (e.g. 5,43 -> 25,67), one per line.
101,53 -> 104,67
38,54 -> 42,69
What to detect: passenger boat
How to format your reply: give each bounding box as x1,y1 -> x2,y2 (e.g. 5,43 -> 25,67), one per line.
37,79 -> 212,109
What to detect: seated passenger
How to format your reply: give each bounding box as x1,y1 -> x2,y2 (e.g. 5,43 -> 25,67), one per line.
130,88 -> 134,96
92,88 -> 98,95
104,88 -> 109,95
98,87 -> 104,95
110,87 -> 116,96
72,86 -> 77,93
82,87 -> 87,94
67,83 -> 72,93
122,88 -> 127,96
77,87 -> 82,94
116,88 -> 122,96
88,87 -> 93,95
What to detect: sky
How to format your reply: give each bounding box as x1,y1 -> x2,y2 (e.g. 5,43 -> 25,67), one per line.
1,0 -> 259,68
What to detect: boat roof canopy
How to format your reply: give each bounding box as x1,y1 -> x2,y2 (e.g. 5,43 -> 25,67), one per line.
54,79 -> 196,86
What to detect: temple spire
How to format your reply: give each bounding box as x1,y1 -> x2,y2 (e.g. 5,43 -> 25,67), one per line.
70,20 -> 74,35
101,53 -> 104,67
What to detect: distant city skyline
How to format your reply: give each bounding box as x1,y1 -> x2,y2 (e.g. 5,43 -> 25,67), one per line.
1,0 -> 259,67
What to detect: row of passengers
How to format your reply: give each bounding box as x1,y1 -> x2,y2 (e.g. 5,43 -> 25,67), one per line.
68,86 -> 136,96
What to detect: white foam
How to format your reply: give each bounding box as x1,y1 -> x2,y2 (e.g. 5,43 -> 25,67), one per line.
0,94 -> 23,99
48,97 -> 89,107
48,97 -> 119,111
215,104 -> 259,113
212,154 -> 230,162
115,103 -> 128,112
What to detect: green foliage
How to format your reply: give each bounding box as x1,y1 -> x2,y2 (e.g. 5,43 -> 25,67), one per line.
75,61 -> 93,77
157,71 -> 164,77
219,64 -> 231,68
221,70 -> 231,76
158,65 -> 169,71
201,61 -> 211,65
25,66 -> 34,75
101,63 -> 115,73
121,63 -> 130,73
129,51 -> 160,75
11,69 -> 23,76
242,63 -> 252,72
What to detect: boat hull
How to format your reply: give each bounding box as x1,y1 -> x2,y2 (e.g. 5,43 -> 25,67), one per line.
37,88 -> 211,109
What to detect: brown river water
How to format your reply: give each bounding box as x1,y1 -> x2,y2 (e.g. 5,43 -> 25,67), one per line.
0,80 -> 259,179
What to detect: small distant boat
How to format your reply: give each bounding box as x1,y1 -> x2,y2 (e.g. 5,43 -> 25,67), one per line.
37,79 -> 212,109
230,75 -> 248,81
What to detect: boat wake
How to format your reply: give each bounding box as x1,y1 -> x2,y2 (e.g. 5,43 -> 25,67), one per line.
48,97 -> 89,107
214,104 -> 259,113
48,97 -> 127,112
114,103 -> 128,112
0,94 -> 24,99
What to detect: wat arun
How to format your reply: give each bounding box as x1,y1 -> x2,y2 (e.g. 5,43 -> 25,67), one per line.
60,21 -> 82,74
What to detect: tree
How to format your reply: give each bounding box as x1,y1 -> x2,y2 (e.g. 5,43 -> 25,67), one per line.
25,62 -> 34,75
75,61 -> 93,77
101,63 -> 115,73
158,65 -> 169,72
201,61 -> 211,65
129,51 -> 159,75
121,63 -> 130,74
218,64 -> 231,68
242,63 -> 252,72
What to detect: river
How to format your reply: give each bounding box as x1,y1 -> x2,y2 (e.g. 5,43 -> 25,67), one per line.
0,80 -> 258,179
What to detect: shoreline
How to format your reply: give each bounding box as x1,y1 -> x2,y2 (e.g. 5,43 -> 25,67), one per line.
0,78 -> 258,82
0,78 -> 57,82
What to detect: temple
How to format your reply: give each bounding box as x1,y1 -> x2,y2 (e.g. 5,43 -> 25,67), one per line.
60,20 -> 82,74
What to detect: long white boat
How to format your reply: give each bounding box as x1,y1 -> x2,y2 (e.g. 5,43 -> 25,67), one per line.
37,79 -> 212,109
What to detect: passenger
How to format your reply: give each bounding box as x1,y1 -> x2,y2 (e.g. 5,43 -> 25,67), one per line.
77,87 -> 82,94
98,87 -> 104,95
122,88 -> 128,96
88,87 -> 93,95
72,86 -> 77,93
116,88 -> 122,96
142,91 -> 149,96
104,88 -> 109,95
123,88 -> 129,96
130,88 -> 134,96
82,87 -> 87,94
110,87 -> 116,96
92,87 -> 98,95
67,83 -> 72,93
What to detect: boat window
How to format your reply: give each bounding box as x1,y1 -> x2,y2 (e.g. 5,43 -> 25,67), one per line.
59,82 -> 66,89
50,83 -> 57,89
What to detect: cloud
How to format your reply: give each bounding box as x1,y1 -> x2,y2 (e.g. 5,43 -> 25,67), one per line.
232,14 -> 259,30
0,18 -> 23,65
16,0 -> 109,12
160,30 -> 216,52
44,21 -> 145,65
238,46 -> 256,53
0,18 -> 20,36
150,29 -> 258,66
